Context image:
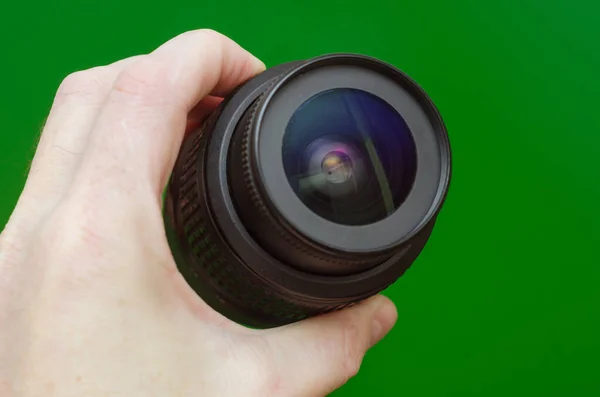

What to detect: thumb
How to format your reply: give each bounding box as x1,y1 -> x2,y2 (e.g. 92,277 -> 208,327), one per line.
262,295 -> 398,396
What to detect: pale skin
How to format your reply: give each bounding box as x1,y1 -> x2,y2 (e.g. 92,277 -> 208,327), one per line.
0,30 -> 398,397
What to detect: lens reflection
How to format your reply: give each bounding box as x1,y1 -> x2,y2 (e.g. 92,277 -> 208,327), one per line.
282,88 -> 417,226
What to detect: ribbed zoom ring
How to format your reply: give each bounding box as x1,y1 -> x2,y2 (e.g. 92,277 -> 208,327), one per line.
168,101 -> 356,328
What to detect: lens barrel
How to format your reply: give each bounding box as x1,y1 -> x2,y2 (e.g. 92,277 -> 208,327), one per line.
164,54 -> 451,328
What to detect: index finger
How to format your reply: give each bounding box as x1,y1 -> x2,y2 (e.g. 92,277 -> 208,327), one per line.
73,29 -> 265,199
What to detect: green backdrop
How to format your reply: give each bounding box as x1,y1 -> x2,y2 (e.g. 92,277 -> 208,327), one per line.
1,1 -> 599,396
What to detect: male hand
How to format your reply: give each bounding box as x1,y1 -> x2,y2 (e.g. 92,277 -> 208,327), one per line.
0,30 -> 397,397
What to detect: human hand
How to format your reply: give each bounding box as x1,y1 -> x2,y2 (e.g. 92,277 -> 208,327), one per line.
0,30 -> 398,397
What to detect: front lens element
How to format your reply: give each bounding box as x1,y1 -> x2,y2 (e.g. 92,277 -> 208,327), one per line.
282,88 -> 417,226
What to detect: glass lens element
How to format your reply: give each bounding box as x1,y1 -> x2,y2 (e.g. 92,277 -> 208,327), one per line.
282,88 -> 417,226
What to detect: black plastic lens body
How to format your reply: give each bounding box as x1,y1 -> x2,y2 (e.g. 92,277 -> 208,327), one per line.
164,54 -> 451,328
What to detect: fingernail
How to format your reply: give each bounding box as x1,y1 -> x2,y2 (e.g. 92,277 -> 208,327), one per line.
371,300 -> 398,346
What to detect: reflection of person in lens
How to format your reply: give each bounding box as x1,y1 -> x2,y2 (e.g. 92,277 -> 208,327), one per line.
0,29 -> 398,397
322,150 -> 354,184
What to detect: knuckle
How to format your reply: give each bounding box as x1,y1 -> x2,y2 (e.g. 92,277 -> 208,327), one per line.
56,69 -> 105,103
112,57 -> 170,104
179,29 -> 225,59
340,322 -> 364,379
197,28 -> 225,43
0,228 -> 25,282
185,28 -> 223,41
0,228 -> 21,261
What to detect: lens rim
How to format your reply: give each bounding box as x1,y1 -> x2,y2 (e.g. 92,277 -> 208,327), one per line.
203,54 -> 451,301
252,55 -> 451,253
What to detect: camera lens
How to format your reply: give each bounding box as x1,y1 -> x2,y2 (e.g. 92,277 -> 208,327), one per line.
282,88 -> 417,226
164,54 -> 451,328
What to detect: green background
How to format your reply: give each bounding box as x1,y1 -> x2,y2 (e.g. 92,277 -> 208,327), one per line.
1,0 -> 599,395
